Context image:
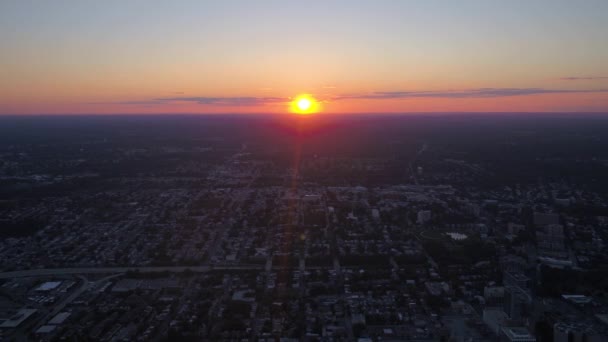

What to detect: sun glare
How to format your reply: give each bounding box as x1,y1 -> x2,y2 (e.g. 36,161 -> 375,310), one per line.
290,94 -> 320,115
297,98 -> 311,111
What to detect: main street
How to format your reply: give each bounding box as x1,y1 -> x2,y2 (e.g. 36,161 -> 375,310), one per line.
0,263 -> 341,279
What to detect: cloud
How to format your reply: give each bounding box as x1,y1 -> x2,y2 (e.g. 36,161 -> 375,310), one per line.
112,100 -> 165,105
107,96 -> 289,106
100,87 -> 608,107
154,96 -> 288,106
332,88 -> 608,100
87,100 -> 163,106
560,76 -> 608,81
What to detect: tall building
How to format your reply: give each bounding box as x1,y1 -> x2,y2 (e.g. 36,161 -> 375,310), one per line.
503,271 -> 532,322
503,286 -> 531,321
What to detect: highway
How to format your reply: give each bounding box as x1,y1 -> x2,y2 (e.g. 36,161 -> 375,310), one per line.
0,264 -> 342,279
0,265 -> 246,279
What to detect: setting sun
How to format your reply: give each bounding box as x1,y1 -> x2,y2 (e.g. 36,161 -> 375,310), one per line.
290,95 -> 320,115
297,98 -> 311,111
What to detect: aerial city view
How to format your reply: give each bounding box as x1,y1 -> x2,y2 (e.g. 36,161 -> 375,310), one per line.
1,1 -> 608,341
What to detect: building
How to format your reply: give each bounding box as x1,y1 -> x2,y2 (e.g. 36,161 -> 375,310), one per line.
0,308 -> 38,328
503,285 -> 531,321
504,271 -> 530,290
533,212 -> 559,226
35,281 -> 62,292
371,208 -> 380,221
553,321 -> 604,342
483,308 -> 508,335
417,210 -> 431,224
501,327 -> 536,342
537,224 -> 565,252
48,312 -> 71,325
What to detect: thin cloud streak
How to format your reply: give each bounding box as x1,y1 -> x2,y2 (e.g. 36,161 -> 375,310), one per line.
155,96 -> 287,106
560,76 -> 608,81
107,97 -> 289,106
333,88 -> 608,100
104,88 -> 608,107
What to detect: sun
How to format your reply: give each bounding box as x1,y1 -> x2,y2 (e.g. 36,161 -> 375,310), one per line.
297,98 -> 312,111
290,94 -> 320,115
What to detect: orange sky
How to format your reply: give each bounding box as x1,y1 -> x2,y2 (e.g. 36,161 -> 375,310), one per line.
1,1 -> 607,114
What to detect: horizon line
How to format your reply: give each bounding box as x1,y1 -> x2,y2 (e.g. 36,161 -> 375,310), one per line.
2,111 -> 608,117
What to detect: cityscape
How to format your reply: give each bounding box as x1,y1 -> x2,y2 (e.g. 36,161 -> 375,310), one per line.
2,1 -> 608,341
1,115 -> 607,341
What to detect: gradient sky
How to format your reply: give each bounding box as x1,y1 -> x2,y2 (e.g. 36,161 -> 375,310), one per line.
1,0 -> 607,114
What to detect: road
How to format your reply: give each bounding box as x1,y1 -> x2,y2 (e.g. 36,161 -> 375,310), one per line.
409,142 -> 427,184
0,264 -> 346,279
0,265 -> 221,279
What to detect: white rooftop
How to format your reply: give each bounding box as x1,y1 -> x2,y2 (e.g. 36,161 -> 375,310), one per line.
35,281 -> 62,292
48,312 -> 71,325
35,325 -> 56,334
